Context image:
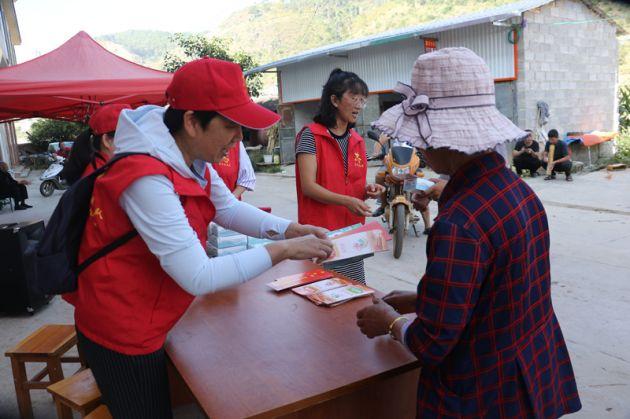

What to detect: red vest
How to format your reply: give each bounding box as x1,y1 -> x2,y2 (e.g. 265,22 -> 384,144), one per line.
212,144 -> 240,192
295,123 -> 367,230
62,153 -> 111,307
73,155 -> 215,355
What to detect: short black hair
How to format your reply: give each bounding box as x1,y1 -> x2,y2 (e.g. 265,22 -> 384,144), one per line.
548,129 -> 559,139
525,129 -> 533,133
163,108 -> 218,135
313,68 -> 369,129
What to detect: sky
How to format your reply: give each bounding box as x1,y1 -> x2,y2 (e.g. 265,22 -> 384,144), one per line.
14,0 -> 264,62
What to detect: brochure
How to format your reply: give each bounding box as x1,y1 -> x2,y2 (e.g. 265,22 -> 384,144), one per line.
330,221 -> 392,241
266,269 -> 333,292
403,177 -> 435,193
292,277 -> 352,296
307,284 -> 375,306
325,229 -> 388,264
327,223 -> 362,238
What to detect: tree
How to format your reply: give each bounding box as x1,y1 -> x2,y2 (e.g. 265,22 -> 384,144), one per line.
620,86 -> 630,132
163,33 -> 263,97
26,119 -> 87,151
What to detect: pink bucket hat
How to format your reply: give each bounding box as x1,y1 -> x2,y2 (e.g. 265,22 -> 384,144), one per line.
372,47 -> 527,154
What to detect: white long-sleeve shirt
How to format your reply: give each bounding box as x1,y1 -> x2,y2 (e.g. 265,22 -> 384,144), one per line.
236,142 -> 256,191
119,167 -> 291,296
113,105 -> 292,298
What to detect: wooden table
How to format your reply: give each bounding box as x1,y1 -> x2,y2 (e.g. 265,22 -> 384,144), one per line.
166,260 -> 420,419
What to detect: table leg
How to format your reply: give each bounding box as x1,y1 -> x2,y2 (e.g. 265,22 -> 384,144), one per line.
48,359 -> 73,419
54,399 -> 73,419
10,357 -> 33,419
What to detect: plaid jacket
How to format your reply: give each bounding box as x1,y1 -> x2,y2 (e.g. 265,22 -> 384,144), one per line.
405,152 -> 581,418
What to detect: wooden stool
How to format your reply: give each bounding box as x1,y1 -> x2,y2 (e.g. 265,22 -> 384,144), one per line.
5,324 -> 82,419
84,405 -> 112,419
47,368 -> 102,419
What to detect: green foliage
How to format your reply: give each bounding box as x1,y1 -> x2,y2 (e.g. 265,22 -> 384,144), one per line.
163,33 -> 263,97
218,0 -> 533,65
620,40 -> 630,87
96,1 -> 628,91
620,85 -> 630,131
26,119 -> 87,151
615,128 -> 630,162
97,30 -> 175,68
590,0 -> 630,35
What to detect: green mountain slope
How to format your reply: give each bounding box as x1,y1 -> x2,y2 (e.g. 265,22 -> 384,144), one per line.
217,0 -> 628,65
94,0 -> 628,83
96,30 -> 175,69
217,0 -> 524,65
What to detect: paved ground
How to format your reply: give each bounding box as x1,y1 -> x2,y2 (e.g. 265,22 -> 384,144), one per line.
1,166 -> 629,418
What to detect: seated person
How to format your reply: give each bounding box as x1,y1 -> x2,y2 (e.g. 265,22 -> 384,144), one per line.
542,129 -> 573,181
512,129 -> 541,177
0,161 -> 32,210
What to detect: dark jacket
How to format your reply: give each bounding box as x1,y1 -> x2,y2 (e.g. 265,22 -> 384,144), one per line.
405,152 -> 581,418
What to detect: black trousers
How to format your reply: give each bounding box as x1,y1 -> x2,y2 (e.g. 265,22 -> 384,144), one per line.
513,156 -> 541,174
77,330 -> 172,419
6,183 -> 28,205
542,160 -> 572,176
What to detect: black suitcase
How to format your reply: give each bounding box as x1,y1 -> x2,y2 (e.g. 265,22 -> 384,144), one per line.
0,221 -> 52,314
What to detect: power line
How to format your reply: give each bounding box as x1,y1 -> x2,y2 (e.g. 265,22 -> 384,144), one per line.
295,0 -> 325,49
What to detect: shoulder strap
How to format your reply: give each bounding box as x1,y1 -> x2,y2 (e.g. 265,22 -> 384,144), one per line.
76,230 -> 138,274
75,152 -> 155,275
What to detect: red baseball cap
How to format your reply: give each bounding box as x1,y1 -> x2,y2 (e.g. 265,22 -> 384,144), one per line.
166,58 -> 279,130
89,104 -> 131,135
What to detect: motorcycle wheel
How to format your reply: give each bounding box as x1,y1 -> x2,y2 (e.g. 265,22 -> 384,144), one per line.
393,204 -> 406,259
40,180 -> 55,197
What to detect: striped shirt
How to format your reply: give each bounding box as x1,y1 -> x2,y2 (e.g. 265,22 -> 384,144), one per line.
296,127 -> 354,174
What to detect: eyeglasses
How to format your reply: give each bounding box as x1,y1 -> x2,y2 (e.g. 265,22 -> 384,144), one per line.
348,95 -> 368,108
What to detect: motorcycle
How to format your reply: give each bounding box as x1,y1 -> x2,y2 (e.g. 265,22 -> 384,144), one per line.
367,131 -> 426,259
39,156 -> 68,197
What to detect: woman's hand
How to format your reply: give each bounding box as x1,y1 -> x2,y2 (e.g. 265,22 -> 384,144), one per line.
365,183 -> 386,199
284,223 -> 329,240
413,178 -> 446,202
344,196 -> 372,217
266,235 -> 334,265
356,296 -> 400,339
382,290 -> 417,314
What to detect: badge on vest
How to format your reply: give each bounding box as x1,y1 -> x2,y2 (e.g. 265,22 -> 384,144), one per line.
353,152 -> 364,168
88,197 -> 104,220
218,156 -> 231,167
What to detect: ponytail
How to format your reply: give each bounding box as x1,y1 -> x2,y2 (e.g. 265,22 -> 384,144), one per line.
60,129 -> 101,185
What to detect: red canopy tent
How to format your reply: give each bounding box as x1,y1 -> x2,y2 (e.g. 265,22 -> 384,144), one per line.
0,31 -> 173,123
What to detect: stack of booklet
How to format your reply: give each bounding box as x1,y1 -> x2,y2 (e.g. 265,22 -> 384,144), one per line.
292,277 -> 374,307
266,269 -> 374,307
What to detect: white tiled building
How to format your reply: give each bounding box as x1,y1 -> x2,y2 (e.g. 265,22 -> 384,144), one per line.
0,0 -> 20,166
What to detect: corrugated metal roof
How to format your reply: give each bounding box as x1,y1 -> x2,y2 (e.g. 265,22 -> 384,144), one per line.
247,0 -> 559,74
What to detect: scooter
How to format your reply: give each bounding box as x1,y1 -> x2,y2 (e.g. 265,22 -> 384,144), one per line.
39,156 -> 67,197
367,131 -> 425,259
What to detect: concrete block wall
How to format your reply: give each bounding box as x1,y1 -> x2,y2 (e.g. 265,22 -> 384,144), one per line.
516,0 -> 618,162
293,101 -> 319,134
356,94 -> 381,154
